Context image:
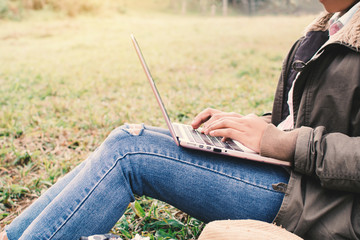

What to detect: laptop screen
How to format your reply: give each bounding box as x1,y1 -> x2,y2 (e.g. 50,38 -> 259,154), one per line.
131,34 -> 180,146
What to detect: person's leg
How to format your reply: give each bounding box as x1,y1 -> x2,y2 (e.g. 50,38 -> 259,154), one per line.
4,153 -> 91,239
4,125 -> 158,239
3,125 -> 162,239
6,124 -> 289,240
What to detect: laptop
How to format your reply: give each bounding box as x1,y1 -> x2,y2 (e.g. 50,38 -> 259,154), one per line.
131,34 -> 291,167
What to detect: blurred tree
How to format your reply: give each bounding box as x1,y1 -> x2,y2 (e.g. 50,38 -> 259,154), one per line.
223,0 -> 228,15
200,0 -> 208,13
247,0 -> 254,15
168,0 -> 322,15
182,0 -> 187,14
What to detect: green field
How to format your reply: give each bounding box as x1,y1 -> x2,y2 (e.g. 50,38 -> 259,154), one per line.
0,11 -> 314,238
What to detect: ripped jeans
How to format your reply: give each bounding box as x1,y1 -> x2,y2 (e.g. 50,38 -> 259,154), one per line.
6,125 -> 289,240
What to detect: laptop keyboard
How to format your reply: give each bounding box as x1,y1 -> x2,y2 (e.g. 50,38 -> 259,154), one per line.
175,125 -> 243,152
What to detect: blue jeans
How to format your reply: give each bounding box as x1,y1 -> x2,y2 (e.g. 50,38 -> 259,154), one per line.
6,125 -> 289,240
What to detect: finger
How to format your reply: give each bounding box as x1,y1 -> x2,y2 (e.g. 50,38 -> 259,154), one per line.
204,117 -> 244,134
207,115 -> 259,131
202,112 -> 242,129
221,137 -> 230,142
209,128 -> 249,149
191,108 -> 221,129
209,128 -> 240,140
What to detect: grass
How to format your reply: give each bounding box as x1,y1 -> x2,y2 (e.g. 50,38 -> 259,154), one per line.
0,11 -> 314,238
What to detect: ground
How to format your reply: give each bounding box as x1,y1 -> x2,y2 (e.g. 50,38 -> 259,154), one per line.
0,12 -> 313,239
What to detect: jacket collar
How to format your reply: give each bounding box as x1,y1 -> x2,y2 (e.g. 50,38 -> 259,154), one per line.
305,9 -> 360,50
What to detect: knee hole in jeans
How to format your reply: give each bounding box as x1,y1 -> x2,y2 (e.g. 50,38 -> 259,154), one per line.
121,124 -> 144,136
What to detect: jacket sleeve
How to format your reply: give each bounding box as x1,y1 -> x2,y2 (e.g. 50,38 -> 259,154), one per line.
294,126 -> 360,193
260,125 -> 360,193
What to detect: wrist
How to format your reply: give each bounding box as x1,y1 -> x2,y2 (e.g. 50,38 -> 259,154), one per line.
260,124 -> 299,162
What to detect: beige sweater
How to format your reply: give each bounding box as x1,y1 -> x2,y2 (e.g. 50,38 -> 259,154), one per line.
260,124 -> 299,163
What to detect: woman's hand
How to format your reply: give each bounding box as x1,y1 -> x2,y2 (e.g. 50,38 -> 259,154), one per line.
191,108 -> 242,129
192,109 -> 268,153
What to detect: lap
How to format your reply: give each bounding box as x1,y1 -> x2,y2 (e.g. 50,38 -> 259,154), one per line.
112,124 -> 290,223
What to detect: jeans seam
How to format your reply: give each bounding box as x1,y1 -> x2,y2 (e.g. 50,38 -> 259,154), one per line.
125,152 -> 279,193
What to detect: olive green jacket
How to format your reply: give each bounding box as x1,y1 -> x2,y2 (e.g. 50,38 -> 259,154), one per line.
260,11 -> 360,239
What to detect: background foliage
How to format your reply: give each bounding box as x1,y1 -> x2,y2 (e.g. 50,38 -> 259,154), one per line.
0,0 -> 318,238
0,0 -> 323,19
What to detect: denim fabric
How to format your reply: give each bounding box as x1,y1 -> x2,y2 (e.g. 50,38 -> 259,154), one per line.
6,125 -> 289,240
